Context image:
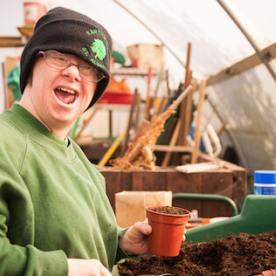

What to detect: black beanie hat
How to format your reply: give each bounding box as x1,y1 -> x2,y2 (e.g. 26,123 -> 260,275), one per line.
20,6 -> 112,109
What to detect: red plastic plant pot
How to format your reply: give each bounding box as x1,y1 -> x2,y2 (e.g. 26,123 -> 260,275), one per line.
145,206 -> 190,257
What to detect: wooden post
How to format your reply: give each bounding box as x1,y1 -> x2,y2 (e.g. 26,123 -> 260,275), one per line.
177,42 -> 192,145
216,121 -> 227,136
191,79 -> 206,164
122,89 -> 139,155
183,77 -> 197,146
144,66 -> 153,120
161,119 -> 181,167
74,106 -> 100,142
134,91 -> 141,132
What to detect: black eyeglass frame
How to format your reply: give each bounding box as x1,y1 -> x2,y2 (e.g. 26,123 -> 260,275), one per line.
37,50 -> 106,83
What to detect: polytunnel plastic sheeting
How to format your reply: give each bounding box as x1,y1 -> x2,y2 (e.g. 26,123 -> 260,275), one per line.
206,62 -> 276,194
113,0 -> 252,78
116,0 -> 276,83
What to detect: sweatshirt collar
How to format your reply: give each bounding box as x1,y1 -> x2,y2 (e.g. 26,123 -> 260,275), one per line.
10,103 -> 69,147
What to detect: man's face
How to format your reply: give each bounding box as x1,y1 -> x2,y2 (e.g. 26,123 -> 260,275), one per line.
26,53 -> 97,134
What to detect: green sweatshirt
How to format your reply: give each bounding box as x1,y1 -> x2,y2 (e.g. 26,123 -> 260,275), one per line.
0,104 -> 127,275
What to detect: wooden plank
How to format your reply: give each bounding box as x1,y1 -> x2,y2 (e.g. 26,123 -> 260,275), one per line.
156,170 -> 169,191
153,145 -> 192,153
199,153 -> 247,198
166,169 -> 203,194
101,163 -> 246,216
232,170 -> 247,198
100,169 -> 122,211
176,162 -> 221,173
0,37 -> 23,47
120,171 -> 132,191
131,170 -> 147,191
201,170 -> 233,217
132,170 -> 166,191
167,169 -> 203,215
207,42 -> 276,86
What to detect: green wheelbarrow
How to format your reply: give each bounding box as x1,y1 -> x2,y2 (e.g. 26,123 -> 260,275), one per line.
185,195 -> 276,243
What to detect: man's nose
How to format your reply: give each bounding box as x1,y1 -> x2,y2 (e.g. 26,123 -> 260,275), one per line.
62,63 -> 82,81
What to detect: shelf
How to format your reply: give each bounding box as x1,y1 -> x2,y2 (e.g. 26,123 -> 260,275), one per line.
111,67 -> 160,76
95,103 -> 135,111
0,37 -> 23,47
95,102 -> 145,112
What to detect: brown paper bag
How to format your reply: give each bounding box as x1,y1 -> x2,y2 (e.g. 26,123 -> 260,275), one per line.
115,191 -> 172,228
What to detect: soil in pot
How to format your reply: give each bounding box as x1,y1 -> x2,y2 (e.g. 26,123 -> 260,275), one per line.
149,206 -> 188,215
118,230 -> 276,276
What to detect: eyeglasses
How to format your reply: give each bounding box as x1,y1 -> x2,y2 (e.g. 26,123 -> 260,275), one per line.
37,50 -> 106,83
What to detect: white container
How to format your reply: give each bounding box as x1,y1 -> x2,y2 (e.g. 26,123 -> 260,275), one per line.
23,1 -> 47,25
254,170 -> 276,195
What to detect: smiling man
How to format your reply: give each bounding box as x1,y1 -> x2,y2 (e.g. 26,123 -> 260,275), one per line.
19,7 -> 111,139
0,6 -> 152,276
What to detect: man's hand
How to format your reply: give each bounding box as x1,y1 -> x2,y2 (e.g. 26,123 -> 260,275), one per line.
67,259 -> 111,276
120,220 -> 152,256
120,220 -> 187,256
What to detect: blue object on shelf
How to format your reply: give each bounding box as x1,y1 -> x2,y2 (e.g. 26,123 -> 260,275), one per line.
254,170 -> 276,195
189,122 -> 206,152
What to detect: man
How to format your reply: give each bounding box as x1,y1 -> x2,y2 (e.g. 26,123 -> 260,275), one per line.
0,7 -> 151,276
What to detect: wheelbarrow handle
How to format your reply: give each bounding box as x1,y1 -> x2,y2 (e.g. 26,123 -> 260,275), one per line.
172,193 -> 239,216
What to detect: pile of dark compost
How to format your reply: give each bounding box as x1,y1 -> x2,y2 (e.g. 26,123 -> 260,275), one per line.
118,230 -> 276,276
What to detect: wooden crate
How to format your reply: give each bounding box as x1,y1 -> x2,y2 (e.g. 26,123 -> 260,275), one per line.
99,156 -> 247,218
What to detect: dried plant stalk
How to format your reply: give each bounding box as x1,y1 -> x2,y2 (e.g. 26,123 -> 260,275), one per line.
109,85 -> 193,170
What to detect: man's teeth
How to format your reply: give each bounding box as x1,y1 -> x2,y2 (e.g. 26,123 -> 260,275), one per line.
58,87 -> 76,94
